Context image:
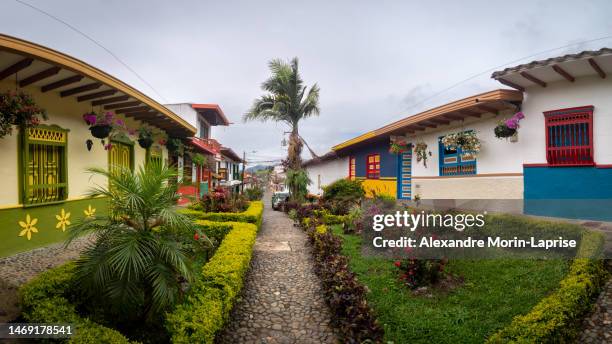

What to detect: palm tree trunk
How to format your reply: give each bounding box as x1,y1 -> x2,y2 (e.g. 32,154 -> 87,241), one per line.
287,127 -> 303,170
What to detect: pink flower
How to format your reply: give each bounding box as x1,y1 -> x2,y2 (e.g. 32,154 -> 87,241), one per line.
194,233 -> 200,241
104,143 -> 113,150
115,119 -> 125,127
82,113 -> 97,125
394,261 -> 402,268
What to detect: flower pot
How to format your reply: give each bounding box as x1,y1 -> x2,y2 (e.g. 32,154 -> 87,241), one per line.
138,137 -> 153,149
90,125 -> 112,139
494,125 -> 517,139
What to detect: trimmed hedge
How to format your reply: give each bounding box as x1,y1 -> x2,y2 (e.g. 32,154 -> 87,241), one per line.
165,221 -> 258,343
19,263 -> 134,344
180,201 -> 264,228
487,230 -> 608,343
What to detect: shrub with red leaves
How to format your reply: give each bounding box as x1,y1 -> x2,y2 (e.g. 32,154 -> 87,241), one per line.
393,258 -> 446,289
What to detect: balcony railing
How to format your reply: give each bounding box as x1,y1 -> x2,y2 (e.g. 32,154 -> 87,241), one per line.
191,137 -> 221,154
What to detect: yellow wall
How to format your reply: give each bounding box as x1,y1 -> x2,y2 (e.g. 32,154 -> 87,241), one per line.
0,79 -> 169,207
360,178 -> 397,198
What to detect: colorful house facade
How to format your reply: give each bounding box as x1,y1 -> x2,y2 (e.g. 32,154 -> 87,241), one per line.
0,34 -> 196,256
305,48 -> 612,220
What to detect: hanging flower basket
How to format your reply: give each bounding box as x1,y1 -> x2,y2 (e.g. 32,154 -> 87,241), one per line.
138,137 -> 153,148
0,90 -> 47,138
494,112 -> 524,140
137,126 -> 154,148
90,125 -> 112,139
441,131 -> 481,154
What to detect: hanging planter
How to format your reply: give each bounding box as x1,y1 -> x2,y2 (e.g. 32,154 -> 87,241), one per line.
90,125 -> 112,139
414,141 -> 431,167
389,136 -> 412,154
167,138 -> 184,155
441,131 -> 481,154
0,90 -> 47,139
137,126 -> 154,148
494,111 -> 524,140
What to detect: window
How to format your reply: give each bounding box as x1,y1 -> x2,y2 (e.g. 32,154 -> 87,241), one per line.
366,154 -> 380,179
147,146 -> 163,166
544,106 -> 594,166
348,157 -> 356,180
439,134 -> 476,176
198,119 -> 209,139
21,125 -> 68,205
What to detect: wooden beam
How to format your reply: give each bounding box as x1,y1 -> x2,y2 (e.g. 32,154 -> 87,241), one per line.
497,78 -> 525,92
460,110 -> 482,118
520,71 -> 546,87
443,113 -> 464,121
60,82 -> 102,97
41,75 -> 84,92
421,122 -> 437,128
19,66 -> 61,87
0,58 -> 34,81
116,106 -> 150,114
125,111 -> 157,118
91,95 -> 129,106
552,65 -> 575,82
429,118 -> 450,125
477,104 -> 499,114
588,58 -> 606,79
77,89 -> 117,102
105,101 -> 141,110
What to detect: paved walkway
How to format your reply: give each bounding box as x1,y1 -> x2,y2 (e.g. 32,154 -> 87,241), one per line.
218,195 -> 337,344
0,235 -> 93,322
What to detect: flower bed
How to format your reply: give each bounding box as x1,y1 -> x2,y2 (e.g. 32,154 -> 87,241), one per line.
165,221 -> 258,343
487,230 -> 608,343
180,201 -> 264,228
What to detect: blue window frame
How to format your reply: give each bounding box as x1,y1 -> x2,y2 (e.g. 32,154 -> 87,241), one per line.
438,134 -> 477,176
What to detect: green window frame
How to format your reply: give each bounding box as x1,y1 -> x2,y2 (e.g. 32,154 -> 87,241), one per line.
19,124 -> 69,206
146,146 -> 163,166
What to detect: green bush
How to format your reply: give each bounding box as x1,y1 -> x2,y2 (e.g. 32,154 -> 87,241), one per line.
244,186 -> 264,201
165,221 -> 258,343
194,221 -> 233,243
487,230 -> 608,343
19,264 -> 134,344
180,201 -> 264,228
321,178 -> 364,214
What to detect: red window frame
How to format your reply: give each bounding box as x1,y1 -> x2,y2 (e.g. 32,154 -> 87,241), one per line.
366,154 -> 380,179
348,156 -> 356,180
544,106 -> 594,166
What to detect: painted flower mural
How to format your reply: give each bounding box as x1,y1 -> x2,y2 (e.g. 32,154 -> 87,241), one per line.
55,209 -> 71,232
18,214 -> 38,240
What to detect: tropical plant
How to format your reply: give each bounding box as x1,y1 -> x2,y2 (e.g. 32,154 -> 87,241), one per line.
166,138 -> 185,155
321,178 -> 365,215
191,153 -> 207,167
244,57 -> 320,198
285,168 -> 311,202
0,90 -> 47,138
389,136 -> 411,154
244,186 -> 264,201
66,161 -> 194,322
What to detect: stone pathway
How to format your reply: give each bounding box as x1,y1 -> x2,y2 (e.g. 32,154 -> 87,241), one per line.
218,195 -> 337,344
0,235 -> 93,322
579,275 -> 612,343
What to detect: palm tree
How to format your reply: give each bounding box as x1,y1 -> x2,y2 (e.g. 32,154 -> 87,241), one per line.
244,57 -> 320,171
67,161 -> 194,322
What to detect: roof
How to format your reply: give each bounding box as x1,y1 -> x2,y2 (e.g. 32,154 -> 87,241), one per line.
191,103 -> 231,126
302,151 -> 339,167
220,147 -> 242,162
0,34 -> 195,137
332,89 -> 522,152
491,48 -> 612,91
190,137 -> 219,155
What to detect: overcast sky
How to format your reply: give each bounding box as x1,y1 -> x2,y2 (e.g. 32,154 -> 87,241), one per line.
2,0 -> 612,165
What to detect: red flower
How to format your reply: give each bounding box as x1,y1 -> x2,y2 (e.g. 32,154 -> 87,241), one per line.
394,261 -> 402,268
194,233 -> 200,241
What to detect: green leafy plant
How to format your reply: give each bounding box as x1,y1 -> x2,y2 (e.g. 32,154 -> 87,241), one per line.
321,178 -> 365,215
0,90 -> 47,138
441,131 -> 481,154
244,186 -> 264,200
166,138 -> 185,154
191,153 -> 207,167
414,141 -> 430,167
66,161 -> 195,322
285,168 -> 311,202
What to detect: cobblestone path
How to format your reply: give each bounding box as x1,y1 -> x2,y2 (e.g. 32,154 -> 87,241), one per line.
218,196 -> 337,344
0,235 -> 93,322
579,274 -> 612,343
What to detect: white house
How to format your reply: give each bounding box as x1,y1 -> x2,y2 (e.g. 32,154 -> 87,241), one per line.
303,152 -> 349,196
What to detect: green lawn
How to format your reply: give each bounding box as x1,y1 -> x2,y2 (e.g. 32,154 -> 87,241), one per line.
332,225 -> 569,344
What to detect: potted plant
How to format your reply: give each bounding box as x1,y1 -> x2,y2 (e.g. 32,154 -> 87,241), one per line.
0,90 -> 47,138
83,111 -> 116,139
137,126 -> 154,148
441,131 -> 481,154
167,138 -> 184,155
191,153 -> 207,166
389,136 -> 412,154
414,141 -> 430,167
494,111 -> 524,140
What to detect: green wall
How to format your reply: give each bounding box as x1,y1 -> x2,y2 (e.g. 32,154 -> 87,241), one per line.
0,197 -> 108,258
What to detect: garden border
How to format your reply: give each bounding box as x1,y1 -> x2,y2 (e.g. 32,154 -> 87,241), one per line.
179,200 -> 264,228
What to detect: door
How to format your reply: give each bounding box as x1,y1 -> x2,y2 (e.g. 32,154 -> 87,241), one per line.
108,141 -> 133,174
397,150 -> 412,200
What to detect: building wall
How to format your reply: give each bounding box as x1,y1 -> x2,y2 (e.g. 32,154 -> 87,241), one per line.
305,157 -> 349,195
0,79 -> 170,255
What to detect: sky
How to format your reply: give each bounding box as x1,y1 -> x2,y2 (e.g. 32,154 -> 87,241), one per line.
1,0 -> 612,166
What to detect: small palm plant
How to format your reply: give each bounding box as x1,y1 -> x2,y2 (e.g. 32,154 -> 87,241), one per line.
67,161 -> 194,322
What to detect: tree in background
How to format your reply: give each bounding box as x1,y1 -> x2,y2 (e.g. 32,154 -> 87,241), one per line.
244,57 -> 320,199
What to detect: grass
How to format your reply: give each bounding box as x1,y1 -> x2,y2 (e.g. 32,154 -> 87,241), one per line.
331,225 -> 570,344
